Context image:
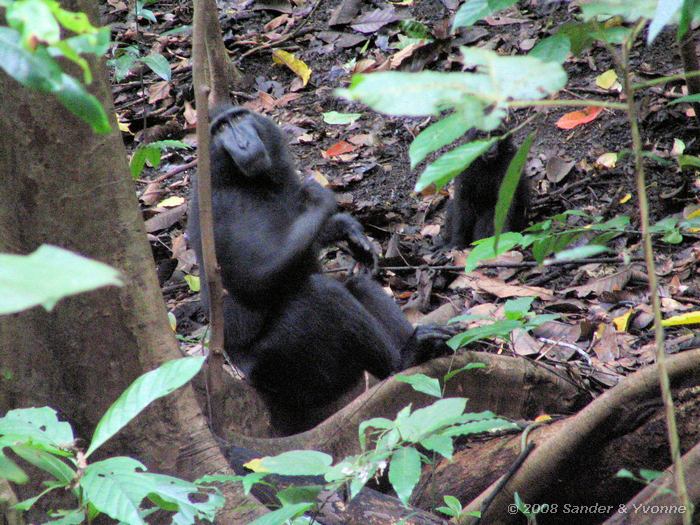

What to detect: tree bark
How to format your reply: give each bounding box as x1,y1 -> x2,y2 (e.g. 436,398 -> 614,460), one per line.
0,1 -> 265,523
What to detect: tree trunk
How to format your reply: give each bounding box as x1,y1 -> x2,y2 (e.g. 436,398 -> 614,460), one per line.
0,1 -> 265,523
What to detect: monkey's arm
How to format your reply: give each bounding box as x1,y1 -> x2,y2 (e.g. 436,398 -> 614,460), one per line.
216,183 -> 336,296
317,213 -> 378,271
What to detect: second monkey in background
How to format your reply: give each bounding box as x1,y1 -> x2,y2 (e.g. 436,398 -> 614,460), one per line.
444,137 -> 529,248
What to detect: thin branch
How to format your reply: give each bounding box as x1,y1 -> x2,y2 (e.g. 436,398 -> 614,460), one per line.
239,0 -> 323,59
622,21 -> 692,523
508,99 -> 627,110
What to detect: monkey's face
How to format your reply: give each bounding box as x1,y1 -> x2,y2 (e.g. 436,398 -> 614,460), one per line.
210,106 -> 277,179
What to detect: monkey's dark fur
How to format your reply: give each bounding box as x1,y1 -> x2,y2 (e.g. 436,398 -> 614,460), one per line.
445,137 -> 529,248
188,106 -> 453,435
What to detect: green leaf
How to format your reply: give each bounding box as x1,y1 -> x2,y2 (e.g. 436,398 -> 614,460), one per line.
493,133 -> 534,243
580,0 -> 656,21
398,398 -> 467,441
415,138 -> 496,192
503,297 -> 535,320
669,93 -> 700,105
358,417 -> 395,450
388,446 -> 421,505
452,0 -> 517,31
249,503 -> 314,525
50,3 -> 98,34
460,47 -> 567,101
6,0 -> 60,46
678,154 -> 700,169
464,231 -> 524,271
130,140 -> 191,179
448,320 -> 522,350
0,244 -> 122,315
396,373 -> 442,398
82,457 -> 223,524
14,481 -> 63,511
140,53 -> 171,81
409,112 -> 474,168
86,357 -> 205,457
254,450 -> 333,476
54,74 -> 111,134
443,495 -> 463,513
40,508 -> 85,524
419,434 -> 453,459
443,362 -> 486,382
337,72 -> 486,117
553,244 -> 610,261
337,49 -> 564,128
0,407 -> 74,451
79,457 -> 150,525
639,469 -> 665,482
648,0 -> 683,43
0,451 -> 28,483
399,19 -> 431,39
442,417 -> 518,437
0,28 -> 110,133
529,34 -> 570,64
322,111 -> 362,124
276,485 -> 324,506
11,444 -> 76,486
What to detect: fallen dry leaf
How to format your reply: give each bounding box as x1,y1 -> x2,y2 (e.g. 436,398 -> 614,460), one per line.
272,49 -> 311,87
144,204 -> 187,233
556,106 -> 603,130
563,269 -> 632,298
322,140 -> 357,158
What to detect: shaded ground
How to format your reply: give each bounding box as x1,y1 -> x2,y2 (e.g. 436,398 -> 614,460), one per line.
105,0 -> 700,394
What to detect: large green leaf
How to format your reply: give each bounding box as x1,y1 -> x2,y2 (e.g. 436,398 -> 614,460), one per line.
253,450 -> 333,476
86,357 -> 205,457
396,373 -> 442,398
388,446 -> 421,505
140,53 -> 171,81
579,0 -> 656,21
6,0 -> 60,46
397,398 -> 467,441
648,0 -> 683,43
529,34 -> 570,64
415,138 -> 496,192
11,444 -> 76,486
409,112 -> 474,168
0,244 -> 122,315
0,407 -> 74,451
81,457 -> 151,525
0,451 -> 28,483
0,27 -> 110,133
447,319 -> 522,349
493,132 -> 535,242
460,47 -> 567,101
452,0 -> 517,31
337,72 -> 488,117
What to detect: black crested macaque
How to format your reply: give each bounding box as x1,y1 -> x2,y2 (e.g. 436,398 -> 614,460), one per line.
445,137 -> 529,248
188,105 -> 454,436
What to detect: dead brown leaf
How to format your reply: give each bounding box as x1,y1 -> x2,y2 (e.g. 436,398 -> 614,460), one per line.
563,269 -> 632,298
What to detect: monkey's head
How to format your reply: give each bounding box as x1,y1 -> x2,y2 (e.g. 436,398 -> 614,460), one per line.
209,105 -> 295,184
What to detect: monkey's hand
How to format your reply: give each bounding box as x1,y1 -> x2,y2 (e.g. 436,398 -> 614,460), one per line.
402,323 -> 462,369
320,213 -> 378,273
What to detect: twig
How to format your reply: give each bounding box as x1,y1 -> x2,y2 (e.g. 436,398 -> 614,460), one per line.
370,256 -> 644,272
537,337 -> 592,366
239,0 -> 323,59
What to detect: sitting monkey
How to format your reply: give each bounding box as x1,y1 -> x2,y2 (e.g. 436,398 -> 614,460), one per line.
444,137 -> 529,248
188,106 -> 455,435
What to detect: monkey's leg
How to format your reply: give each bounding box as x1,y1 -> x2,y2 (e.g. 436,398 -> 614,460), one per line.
344,271 -> 456,369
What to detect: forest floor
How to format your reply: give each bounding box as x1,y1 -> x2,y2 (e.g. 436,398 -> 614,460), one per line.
104,0 -> 700,397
